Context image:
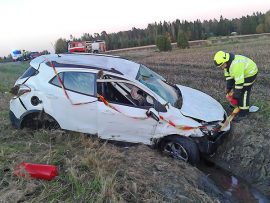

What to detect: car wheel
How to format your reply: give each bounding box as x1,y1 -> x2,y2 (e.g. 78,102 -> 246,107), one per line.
21,112 -> 60,130
160,135 -> 200,165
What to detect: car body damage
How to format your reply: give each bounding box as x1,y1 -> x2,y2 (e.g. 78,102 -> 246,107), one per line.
177,85 -> 225,122
10,53 -> 231,164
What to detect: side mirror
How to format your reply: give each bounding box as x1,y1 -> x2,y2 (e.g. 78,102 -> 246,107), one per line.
146,108 -> 160,122
154,100 -> 167,112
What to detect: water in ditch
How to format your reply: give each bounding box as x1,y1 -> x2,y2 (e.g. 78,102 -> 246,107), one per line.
199,160 -> 269,203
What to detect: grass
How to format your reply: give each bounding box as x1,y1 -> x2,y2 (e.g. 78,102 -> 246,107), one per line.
0,62 -> 28,92
0,127 -> 221,202
0,129 -> 121,202
1,37 -> 270,201
250,99 -> 270,125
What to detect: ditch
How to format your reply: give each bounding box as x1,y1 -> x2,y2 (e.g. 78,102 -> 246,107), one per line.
199,159 -> 269,203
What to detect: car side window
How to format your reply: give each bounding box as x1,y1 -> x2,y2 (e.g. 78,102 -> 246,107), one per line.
50,72 -> 63,87
20,66 -> 39,79
50,72 -> 96,96
97,81 -> 154,109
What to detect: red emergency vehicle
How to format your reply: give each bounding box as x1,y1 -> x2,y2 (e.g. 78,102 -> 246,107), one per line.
68,41 -> 106,53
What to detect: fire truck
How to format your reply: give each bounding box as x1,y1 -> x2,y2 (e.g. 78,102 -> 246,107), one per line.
68,40 -> 106,53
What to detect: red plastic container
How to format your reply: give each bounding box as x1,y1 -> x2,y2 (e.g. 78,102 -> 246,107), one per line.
13,162 -> 58,181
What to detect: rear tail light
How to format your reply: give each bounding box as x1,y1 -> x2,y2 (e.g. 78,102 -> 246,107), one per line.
10,84 -> 31,97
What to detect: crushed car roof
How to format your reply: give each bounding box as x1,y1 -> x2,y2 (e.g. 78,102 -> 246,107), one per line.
30,53 -> 140,79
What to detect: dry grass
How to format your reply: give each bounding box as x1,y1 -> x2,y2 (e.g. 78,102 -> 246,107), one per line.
0,128 -> 223,202
0,61 -> 224,202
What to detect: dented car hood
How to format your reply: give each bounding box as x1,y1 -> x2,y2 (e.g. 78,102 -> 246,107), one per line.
176,85 -> 224,122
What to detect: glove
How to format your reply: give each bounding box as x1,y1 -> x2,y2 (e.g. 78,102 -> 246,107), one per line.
226,93 -> 238,106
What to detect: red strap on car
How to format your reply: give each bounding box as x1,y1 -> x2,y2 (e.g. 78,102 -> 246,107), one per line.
98,94 -> 149,120
159,115 -> 208,131
47,59 -> 97,105
44,57 -> 239,132
219,107 -> 240,131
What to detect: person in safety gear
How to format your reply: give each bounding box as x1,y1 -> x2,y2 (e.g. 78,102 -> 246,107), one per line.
214,51 -> 258,121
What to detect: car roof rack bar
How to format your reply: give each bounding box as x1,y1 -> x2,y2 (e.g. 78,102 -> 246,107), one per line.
45,61 -> 124,75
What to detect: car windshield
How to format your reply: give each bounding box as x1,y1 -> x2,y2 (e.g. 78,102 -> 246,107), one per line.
136,64 -> 182,108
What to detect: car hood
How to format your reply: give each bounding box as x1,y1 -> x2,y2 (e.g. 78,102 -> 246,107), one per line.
176,85 -> 224,122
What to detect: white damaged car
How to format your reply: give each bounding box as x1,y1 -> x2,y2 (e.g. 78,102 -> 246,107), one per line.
10,53 -> 230,165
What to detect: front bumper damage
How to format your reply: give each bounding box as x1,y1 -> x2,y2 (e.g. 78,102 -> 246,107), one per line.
192,129 -> 230,155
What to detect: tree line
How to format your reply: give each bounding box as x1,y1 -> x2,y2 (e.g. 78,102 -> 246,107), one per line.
53,10 -> 270,53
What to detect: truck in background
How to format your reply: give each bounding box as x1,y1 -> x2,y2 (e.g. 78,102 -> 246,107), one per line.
91,40 -> 106,53
68,40 -> 106,53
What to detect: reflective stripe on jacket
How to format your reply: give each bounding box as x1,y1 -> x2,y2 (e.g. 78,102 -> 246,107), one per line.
224,55 -> 258,89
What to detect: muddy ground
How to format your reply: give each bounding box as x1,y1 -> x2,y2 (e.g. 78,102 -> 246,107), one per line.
0,36 -> 269,202
118,36 -> 270,198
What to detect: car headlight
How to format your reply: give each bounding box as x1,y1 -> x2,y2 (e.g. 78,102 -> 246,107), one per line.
200,113 -> 228,138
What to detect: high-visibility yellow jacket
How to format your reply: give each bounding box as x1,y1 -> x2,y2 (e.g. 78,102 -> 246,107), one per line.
224,55 -> 258,90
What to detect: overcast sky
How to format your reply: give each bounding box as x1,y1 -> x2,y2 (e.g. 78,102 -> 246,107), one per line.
0,0 -> 269,57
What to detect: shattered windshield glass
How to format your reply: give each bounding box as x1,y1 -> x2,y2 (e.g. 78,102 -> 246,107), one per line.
136,64 -> 182,108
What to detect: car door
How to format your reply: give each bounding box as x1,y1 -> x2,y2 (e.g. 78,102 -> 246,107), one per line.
97,79 -> 158,144
46,71 -> 98,134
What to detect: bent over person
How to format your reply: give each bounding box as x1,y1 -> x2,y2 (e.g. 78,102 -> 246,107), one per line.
214,51 -> 258,121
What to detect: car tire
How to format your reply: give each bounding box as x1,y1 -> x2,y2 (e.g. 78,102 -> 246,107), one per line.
160,135 -> 200,165
21,112 -> 60,130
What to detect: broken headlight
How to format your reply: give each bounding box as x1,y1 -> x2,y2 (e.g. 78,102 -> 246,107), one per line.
200,121 -> 222,140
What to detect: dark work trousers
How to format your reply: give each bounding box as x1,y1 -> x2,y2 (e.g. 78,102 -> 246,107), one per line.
236,74 -> 257,116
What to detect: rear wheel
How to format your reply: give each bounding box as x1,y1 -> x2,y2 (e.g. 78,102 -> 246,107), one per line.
160,135 -> 200,165
21,112 -> 60,130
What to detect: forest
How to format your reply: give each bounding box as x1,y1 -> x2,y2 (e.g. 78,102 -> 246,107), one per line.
72,11 -> 270,50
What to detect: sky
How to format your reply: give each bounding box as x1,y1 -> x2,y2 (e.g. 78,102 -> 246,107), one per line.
0,0 -> 269,57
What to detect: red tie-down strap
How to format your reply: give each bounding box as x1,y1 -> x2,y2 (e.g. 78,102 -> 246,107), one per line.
48,60 -> 97,105
98,94 -> 149,120
159,115 -> 208,131
43,57 -> 148,119
159,106 -> 240,132
219,107 -> 240,131
98,95 -> 209,128
44,57 -> 239,131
